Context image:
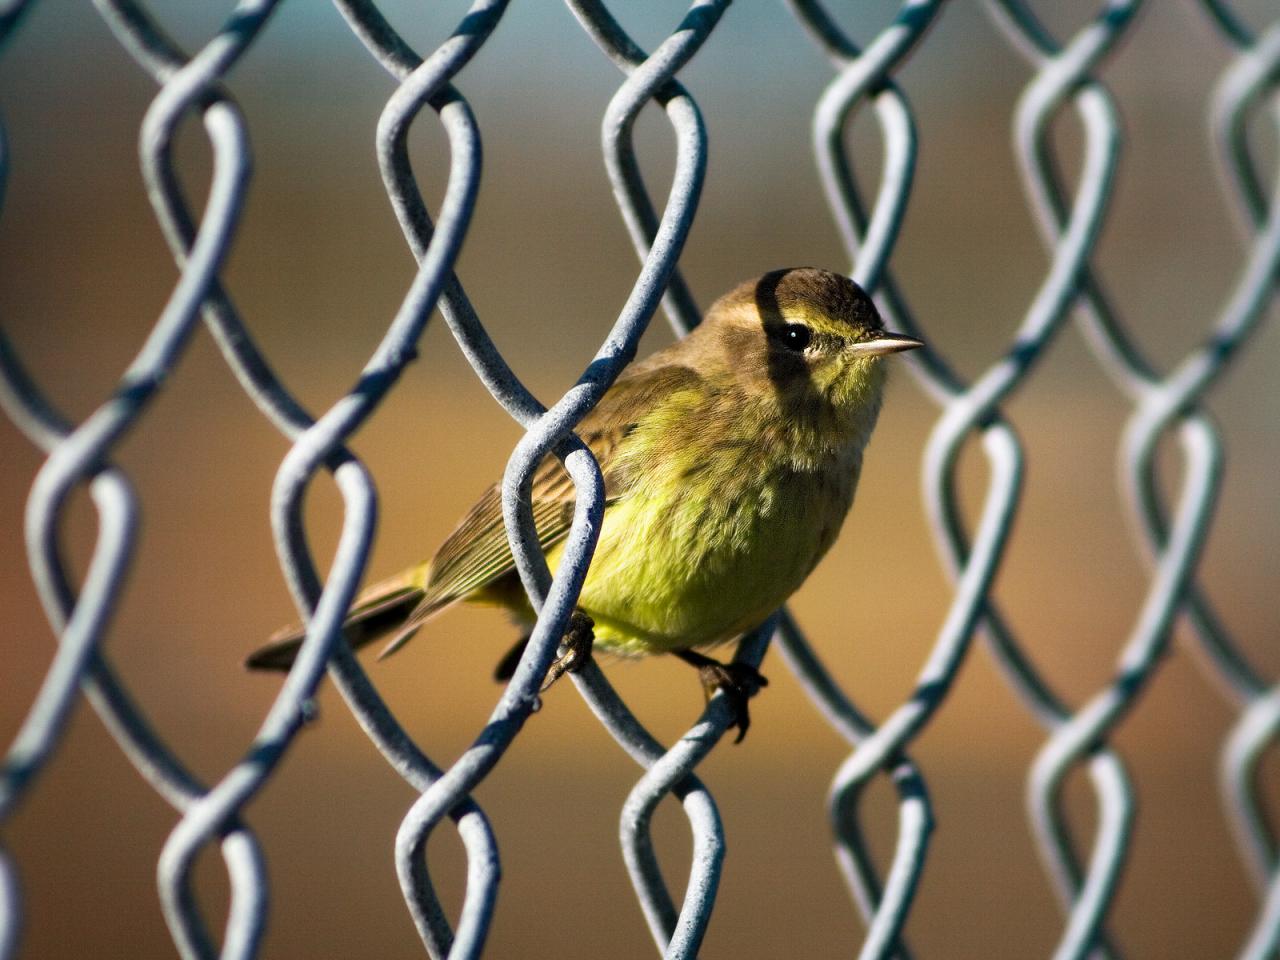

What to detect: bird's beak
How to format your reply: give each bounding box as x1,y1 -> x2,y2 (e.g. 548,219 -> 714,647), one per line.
848,331 -> 924,357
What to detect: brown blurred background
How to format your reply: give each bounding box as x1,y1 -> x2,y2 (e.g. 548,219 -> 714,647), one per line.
2,1 -> 1278,957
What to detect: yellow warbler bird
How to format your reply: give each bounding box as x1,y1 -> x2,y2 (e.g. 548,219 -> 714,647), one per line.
248,268 -> 921,739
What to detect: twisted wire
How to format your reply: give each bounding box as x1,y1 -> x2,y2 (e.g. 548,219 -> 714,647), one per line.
413,4 -> 736,955
329,4 -> 599,956
780,4 -> 946,958
1,3 -> 1274,957
17,0 -> 503,955
1196,8 -> 1280,957
3,11 -> 483,947
551,5 -> 789,957
155,0 -> 501,950
335,3 -> 731,957
977,5 -> 1158,959
0,333 -> 268,959
201,2 -> 511,955
0,4 -> 288,959
989,3 -> 1274,958
792,3 -> 1145,959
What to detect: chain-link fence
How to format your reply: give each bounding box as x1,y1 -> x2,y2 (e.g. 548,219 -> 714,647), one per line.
1,1 -> 1277,958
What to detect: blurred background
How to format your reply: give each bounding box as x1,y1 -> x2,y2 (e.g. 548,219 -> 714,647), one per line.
1,1 -> 1277,957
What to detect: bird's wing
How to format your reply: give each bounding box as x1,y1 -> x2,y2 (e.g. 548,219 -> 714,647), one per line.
378,361 -> 700,655
247,360 -> 703,670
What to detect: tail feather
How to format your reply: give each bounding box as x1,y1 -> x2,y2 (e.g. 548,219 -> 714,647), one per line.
373,592 -> 457,662
245,583 -> 423,672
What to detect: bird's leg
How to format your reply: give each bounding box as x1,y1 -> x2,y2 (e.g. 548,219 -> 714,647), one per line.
540,610 -> 595,692
493,612 -> 595,688
493,633 -> 531,682
673,649 -> 769,744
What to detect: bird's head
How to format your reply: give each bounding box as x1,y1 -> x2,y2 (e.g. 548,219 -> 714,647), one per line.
701,268 -> 921,433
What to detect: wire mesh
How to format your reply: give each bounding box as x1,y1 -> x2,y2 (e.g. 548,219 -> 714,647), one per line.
0,1 -> 1277,959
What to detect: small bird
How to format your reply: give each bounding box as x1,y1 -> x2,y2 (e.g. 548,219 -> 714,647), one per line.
247,268 -> 921,739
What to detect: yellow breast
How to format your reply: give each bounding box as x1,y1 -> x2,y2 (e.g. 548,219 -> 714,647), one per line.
548,449 -> 860,656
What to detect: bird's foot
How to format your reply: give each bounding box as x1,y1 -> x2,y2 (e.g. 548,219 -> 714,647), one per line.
492,611 -> 596,689
674,649 -> 769,744
540,610 -> 596,692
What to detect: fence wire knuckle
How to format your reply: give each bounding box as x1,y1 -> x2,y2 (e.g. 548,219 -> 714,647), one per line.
1201,11 -> 1280,959
1,0 -> 1277,958
783,4 -> 956,959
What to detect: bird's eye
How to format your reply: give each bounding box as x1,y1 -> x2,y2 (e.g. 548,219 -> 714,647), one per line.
780,323 -> 812,352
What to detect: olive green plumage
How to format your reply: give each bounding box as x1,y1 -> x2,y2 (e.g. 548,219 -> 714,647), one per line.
246,268 -> 920,673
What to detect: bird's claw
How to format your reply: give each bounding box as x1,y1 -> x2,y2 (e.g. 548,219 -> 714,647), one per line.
540,610 -> 595,693
676,650 -> 768,743
703,661 -> 768,744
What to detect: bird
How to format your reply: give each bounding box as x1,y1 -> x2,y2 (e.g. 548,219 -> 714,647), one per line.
247,267 -> 921,740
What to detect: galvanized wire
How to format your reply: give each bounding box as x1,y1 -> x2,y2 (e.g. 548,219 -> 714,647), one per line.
980,5 -> 1147,958
333,2 -> 733,957
1,1 -> 1276,958
2,0 -> 507,956
788,3 -> 1162,959
781,4 -> 948,958
1196,8 -> 1280,959
986,5 -> 1278,960
1,2 -> 280,956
